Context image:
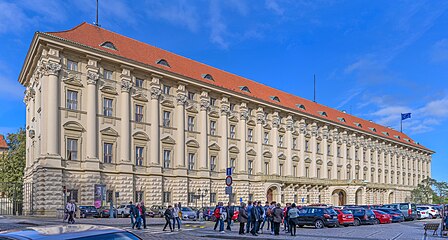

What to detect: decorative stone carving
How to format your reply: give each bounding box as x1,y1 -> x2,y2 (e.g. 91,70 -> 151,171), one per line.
256,112 -> 265,125
220,105 -> 230,116
240,110 -> 249,121
272,117 -> 280,128
121,80 -> 132,92
150,87 -> 162,100
44,62 -> 61,76
176,94 -> 187,106
87,71 -> 99,85
200,98 -> 210,111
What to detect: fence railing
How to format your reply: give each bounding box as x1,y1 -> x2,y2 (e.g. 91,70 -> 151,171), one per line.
0,182 -> 33,215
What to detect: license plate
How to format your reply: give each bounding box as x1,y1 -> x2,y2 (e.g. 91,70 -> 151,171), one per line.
333,216 -> 337,219
347,216 -> 352,218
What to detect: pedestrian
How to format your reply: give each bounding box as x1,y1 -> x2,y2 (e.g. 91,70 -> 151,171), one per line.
218,202 -> 226,233
140,202 -> 147,229
288,203 -> 299,236
273,203 -> 283,235
134,203 -> 142,229
270,202 -> 276,235
259,201 -> 270,233
128,201 -> 136,229
66,200 -> 76,224
226,202 -> 234,231
163,205 -> 174,232
256,201 -> 264,234
213,204 -> 220,231
246,201 -> 253,233
250,201 -> 260,236
283,203 -> 291,233
173,203 -> 181,230
238,202 -> 248,235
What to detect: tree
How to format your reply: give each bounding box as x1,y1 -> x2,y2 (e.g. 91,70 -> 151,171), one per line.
411,178 -> 448,204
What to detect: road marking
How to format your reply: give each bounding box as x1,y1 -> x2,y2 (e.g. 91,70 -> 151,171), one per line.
390,233 -> 403,240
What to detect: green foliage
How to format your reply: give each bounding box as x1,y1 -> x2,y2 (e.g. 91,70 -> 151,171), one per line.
411,178 -> 448,204
0,128 -> 26,183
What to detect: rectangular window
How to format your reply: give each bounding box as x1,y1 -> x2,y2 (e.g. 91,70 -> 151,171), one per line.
67,60 -> 78,71
279,135 -> 284,147
162,84 -> 170,95
163,111 -> 171,127
135,191 -> 144,203
103,98 -> 113,117
337,170 -> 341,180
248,194 -> 254,202
163,192 -> 171,203
135,146 -> 144,166
264,132 -> 269,144
210,120 -> 216,135
66,138 -> 78,160
187,91 -> 195,100
265,162 -> 269,174
163,150 -> 171,168
230,103 -> 235,111
106,190 -> 113,203
66,90 -> 78,110
187,116 -> 195,131
188,192 -> 195,203
316,142 -> 321,153
247,128 -> 253,141
66,189 -> 78,203
328,169 -> 331,179
337,146 -> 341,157
230,158 -> 236,172
135,105 -> 143,122
135,78 -> 144,88
248,160 -> 253,175
347,148 -> 351,159
317,168 -> 321,178
229,125 -> 236,139
305,167 -> 310,178
103,143 -> 113,163
210,193 -> 216,203
280,164 -> 283,176
103,69 -> 113,80
188,153 -> 195,170
210,97 -> 216,106
293,166 -> 297,177
248,108 -> 253,116
210,156 -> 216,172
327,144 -> 331,155
305,140 -> 310,152
293,137 -> 297,149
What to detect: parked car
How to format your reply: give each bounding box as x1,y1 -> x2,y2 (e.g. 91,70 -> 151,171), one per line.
95,206 -> 118,218
181,207 -> 197,221
79,205 -> 98,218
382,203 -> 417,221
416,208 -> 428,219
117,204 -> 133,218
376,208 -> 404,222
334,208 -> 354,227
372,210 -> 392,224
297,207 -> 339,229
203,207 -> 215,221
417,205 -> 440,219
0,225 -> 142,240
345,208 -> 377,226
150,205 -> 166,218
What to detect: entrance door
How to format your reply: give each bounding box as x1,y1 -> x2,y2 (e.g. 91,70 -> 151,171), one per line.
266,188 -> 273,203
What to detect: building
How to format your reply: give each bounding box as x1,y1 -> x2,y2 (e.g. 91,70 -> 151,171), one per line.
19,23 -> 433,215
0,135 -> 8,155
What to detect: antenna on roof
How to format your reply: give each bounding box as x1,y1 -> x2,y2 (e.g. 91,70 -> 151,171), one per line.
94,0 -> 100,27
313,74 -> 316,103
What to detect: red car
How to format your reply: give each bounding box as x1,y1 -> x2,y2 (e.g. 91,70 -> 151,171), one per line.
334,208 -> 354,226
232,208 -> 239,221
373,210 -> 392,224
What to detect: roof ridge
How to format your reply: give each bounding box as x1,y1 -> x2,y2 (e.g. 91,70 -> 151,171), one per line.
45,22 -> 88,35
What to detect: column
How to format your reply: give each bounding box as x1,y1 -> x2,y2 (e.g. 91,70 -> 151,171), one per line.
198,91 -> 209,171
149,76 -> 162,166
255,107 -> 264,175
309,122 -> 317,178
271,112 -> 280,175
374,148 -> 379,183
120,68 -> 132,162
398,154 -> 403,185
285,115 -> 294,176
359,146 -> 364,181
44,60 -> 61,156
86,63 -> 99,160
331,131 -> 338,180
393,153 -> 398,184
386,151 -> 391,184
341,132 -> 348,180
299,119 -> 306,177
322,126 -> 328,179
366,148 -> 372,182
219,97 -> 229,172
238,104 -> 248,173
175,84 -> 187,168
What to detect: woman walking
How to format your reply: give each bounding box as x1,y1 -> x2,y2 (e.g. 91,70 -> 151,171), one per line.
163,205 -> 174,232
238,203 -> 248,235
273,203 -> 283,235
288,203 -> 299,236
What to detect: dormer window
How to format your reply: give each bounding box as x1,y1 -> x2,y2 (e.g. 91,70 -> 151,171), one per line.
369,127 -> 376,132
100,41 -> 117,50
382,131 -> 389,136
239,86 -> 251,93
156,59 -> 170,67
404,138 -> 410,142
296,104 -> 306,110
270,96 -> 280,102
394,135 -> 400,139
337,117 -> 346,123
318,111 -> 327,117
354,122 -> 362,128
202,74 -> 214,81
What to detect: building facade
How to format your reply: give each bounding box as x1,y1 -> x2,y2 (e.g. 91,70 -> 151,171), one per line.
0,135 -> 8,155
19,23 -> 433,215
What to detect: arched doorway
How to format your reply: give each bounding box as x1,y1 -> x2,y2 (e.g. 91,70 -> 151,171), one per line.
266,186 -> 280,203
355,188 -> 363,205
331,189 -> 346,206
388,192 -> 394,204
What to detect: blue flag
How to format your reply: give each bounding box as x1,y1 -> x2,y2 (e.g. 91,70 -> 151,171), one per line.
401,113 -> 411,120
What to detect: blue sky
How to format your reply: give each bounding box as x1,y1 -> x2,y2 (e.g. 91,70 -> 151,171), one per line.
0,0 -> 447,182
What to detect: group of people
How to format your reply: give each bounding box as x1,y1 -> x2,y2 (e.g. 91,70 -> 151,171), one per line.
64,200 -> 77,224
213,201 -> 301,236
127,201 -> 147,230
162,203 -> 182,232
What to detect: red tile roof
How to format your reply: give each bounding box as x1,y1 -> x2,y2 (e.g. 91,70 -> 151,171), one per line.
45,22 -> 428,151
0,134 -> 8,150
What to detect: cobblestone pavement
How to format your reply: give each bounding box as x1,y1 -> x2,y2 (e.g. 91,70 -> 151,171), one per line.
0,216 -> 445,240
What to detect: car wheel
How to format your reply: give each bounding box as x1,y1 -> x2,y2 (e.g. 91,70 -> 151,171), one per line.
344,224 -> 349,227
375,219 -> 380,225
354,219 -> 361,226
314,220 -> 324,229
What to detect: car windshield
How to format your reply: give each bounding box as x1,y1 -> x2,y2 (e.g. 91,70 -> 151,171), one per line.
411,204 -> 417,210
341,210 -> 352,214
326,208 -> 337,215
399,204 -> 409,210
72,232 -> 140,240
375,210 -> 386,214
181,207 -> 192,211
367,210 -> 374,215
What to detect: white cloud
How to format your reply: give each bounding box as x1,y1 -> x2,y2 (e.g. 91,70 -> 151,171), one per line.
431,39 -> 448,62
336,88 -> 364,109
144,0 -> 199,32
208,0 -> 229,49
0,2 -> 30,34
265,0 -> 285,15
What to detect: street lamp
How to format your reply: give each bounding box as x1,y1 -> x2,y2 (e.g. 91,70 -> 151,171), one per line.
198,188 -> 208,208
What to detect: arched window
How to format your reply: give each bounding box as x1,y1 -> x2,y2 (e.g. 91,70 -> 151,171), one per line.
156,59 -> 170,67
239,86 -> 250,93
100,41 -> 117,50
202,74 -> 214,81
270,96 -> 280,102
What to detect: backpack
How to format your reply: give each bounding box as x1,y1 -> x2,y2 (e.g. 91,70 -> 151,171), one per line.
267,207 -> 273,217
213,207 -> 220,218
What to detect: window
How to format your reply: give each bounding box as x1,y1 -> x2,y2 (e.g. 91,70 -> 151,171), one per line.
67,138 -> 78,160
296,104 -> 306,110
202,74 -> 214,80
354,122 -> 362,128
265,162 -> 269,174
230,103 -> 235,111
163,111 -> 171,127
316,142 -> 321,153
210,97 -> 216,106
317,168 -> 321,178
163,150 -> 171,168
162,85 -> 170,95
135,191 -> 144,202
103,69 -> 113,80
210,193 -> 217,203
135,146 -> 143,166
248,160 -> 253,175
305,140 -> 310,152
106,190 -> 114,203
337,146 -> 341,157
337,117 -> 346,123
66,189 -> 78,203
248,194 -> 254,202
240,86 -> 251,92
270,96 -> 280,102
187,91 -> 195,100
230,158 -> 236,172
188,153 -> 195,170
103,98 -> 113,116
135,105 -> 143,122
248,108 -> 253,116
327,144 -> 331,155
157,59 -> 170,67
279,135 -> 284,147
67,60 -> 78,71
210,120 -> 216,135
210,156 -> 216,172
293,138 -> 297,149
135,78 -> 144,88
305,167 -> 310,178
163,192 -> 171,203
293,166 -> 297,177
230,125 -> 236,139
247,128 -> 253,141
188,192 -> 195,203
101,41 -> 117,50
318,111 -> 328,117
66,90 -> 78,110
187,116 -> 195,131
337,170 -> 341,180
103,143 -> 113,163
264,132 -> 269,144
369,127 -> 377,132
355,149 -> 359,160
347,148 -> 351,159
328,169 -> 331,179
280,164 -> 283,176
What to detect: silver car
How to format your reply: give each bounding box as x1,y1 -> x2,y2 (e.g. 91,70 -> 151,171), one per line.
181,207 -> 197,221
117,204 -> 133,217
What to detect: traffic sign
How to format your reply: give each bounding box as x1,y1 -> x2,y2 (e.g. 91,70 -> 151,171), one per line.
226,167 -> 232,176
225,176 -> 233,186
225,186 -> 232,195
240,197 -> 243,203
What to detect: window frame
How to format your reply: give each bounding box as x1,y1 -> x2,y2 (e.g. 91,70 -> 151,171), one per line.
66,138 -> 78,160
103,98 -> 113,117
135,104 -> 144,122
66,90 -> 78,110
135,146 -> 144,166
103,142 -> 113,163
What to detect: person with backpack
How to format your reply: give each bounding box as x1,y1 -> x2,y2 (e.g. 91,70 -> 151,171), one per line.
256,201 -> 264,234
269,202 -> 276,235
273,203 -> 283,235
226,202 -> 234,231
163,205 -> 174,232
213,204 -> 220,231
218,202 -> 226,233
245,201 -> 253,233
128,201 -> 136,229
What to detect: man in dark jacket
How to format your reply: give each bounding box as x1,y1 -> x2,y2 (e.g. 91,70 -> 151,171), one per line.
273,203 -> 283,235
163,205 -> 173,232
246,201 -> 253,233
250,201 -> 260,236
128,201 -> 137,229
226,202 -> 234,231
140,202 -> 147,229
256,201 -> 264,234
238,203 -> 248,235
